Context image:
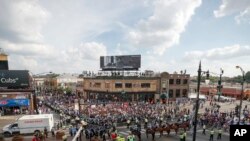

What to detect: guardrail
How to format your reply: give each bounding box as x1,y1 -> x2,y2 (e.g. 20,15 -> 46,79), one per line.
72,126 -> 84,141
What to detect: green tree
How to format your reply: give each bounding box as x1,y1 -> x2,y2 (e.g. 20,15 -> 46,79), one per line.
245,71 -> 250,83
160,94 -> 167,99
65,87 -> 72,95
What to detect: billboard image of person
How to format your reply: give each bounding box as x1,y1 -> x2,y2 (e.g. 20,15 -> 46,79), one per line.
100,55 -> 141,70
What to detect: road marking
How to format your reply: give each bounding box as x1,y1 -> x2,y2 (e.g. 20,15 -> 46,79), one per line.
118,128 -> 230,137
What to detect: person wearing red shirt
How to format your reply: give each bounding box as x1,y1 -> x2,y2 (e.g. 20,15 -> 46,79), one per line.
32,134 -> 40,141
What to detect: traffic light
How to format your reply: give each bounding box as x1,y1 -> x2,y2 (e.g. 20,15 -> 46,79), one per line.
218,80 -> 221,85
206,70 -> 209,79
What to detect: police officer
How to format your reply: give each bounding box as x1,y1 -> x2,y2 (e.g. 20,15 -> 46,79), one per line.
209,128 -> 214,141
127,133 -> 134,141
179,132 -> 184,141
183,131 -> 187,141
217,128 -> 222,140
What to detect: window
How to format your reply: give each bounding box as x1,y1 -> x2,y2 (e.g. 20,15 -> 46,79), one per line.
183,89 -> 188,97
105,83 -> 110,88
94,83 -> 101,88
115,83 -> 123,88
183,79 -> 188,84
169,79 -> 174,85
90,82 -> 92,87
176,79 -> 181,85
162,82 -> 166,88
169,89 -> 173,98
11,124 -> 18,128
125,83 -> 132,88
176,89 -> 180,98
141,83 -> 150,88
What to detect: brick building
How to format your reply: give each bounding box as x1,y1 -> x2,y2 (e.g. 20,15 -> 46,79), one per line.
83,72 -> 190,102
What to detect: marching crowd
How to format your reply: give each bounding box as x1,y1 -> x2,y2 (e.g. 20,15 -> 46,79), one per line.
39,93 -> 250,141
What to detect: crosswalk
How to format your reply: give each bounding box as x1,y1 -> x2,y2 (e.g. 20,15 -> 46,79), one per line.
117,128 -> 230,137
118,129 -> 178,136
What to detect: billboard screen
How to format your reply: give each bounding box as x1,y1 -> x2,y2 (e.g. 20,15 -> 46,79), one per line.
100,55 -> 141,70
0,70 -> 30,88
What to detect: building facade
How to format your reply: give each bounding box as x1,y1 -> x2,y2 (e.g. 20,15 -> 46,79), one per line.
83,72 -> 190,102
0,51 -> 34,115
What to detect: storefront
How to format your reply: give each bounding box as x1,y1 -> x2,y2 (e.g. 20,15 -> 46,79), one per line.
0,99 -> 30,115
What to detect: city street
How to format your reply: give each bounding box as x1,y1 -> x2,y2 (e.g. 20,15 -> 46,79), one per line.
115,126 -> 229,141
0,112 -> 73,141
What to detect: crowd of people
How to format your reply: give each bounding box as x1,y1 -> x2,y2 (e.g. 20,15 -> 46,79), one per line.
1,92 -> 249,141
39,93 -> 250,141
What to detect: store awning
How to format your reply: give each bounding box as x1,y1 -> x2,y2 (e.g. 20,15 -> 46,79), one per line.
0,99 -> 30,107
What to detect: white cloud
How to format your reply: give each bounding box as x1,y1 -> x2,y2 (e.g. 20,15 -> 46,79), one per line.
214,0 -> 250,24
0,0 -> 108,74
68,42 -> 107,61
0,0 -> 49,43
184,44 -> 250,61
235,7 -> 250,24
180,44 -> 250,76
0,40 -> 56,59
128,0 -> 202,55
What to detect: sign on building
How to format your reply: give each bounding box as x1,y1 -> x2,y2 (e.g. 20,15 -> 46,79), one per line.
0,70 -> 30,88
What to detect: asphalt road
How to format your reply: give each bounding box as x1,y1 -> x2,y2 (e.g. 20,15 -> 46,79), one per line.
0,112 -> 73,141
115,126 -> 230,141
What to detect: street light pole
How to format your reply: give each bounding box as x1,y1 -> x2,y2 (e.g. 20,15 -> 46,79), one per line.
192,62 -> 201,141
193,61 -> 209,141
236,66 -> 245,124
218,69 -> 224,102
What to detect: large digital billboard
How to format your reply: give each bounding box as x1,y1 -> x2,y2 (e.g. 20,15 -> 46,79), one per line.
100,55 -> 141,70
0,70 -> 30,88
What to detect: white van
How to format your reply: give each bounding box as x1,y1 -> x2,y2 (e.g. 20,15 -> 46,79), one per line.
2,114 -> 54,137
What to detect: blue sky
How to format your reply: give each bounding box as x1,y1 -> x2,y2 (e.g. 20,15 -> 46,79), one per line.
0,0 -> 250,76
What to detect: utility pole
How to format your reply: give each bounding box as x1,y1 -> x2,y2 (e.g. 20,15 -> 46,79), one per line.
192,62 -> 201,141
218,69 -> 224,102
193,61 -> 209,141
236,66 -> 245,124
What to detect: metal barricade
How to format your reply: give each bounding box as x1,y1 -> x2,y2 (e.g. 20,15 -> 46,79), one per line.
72,127 -> 84,141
